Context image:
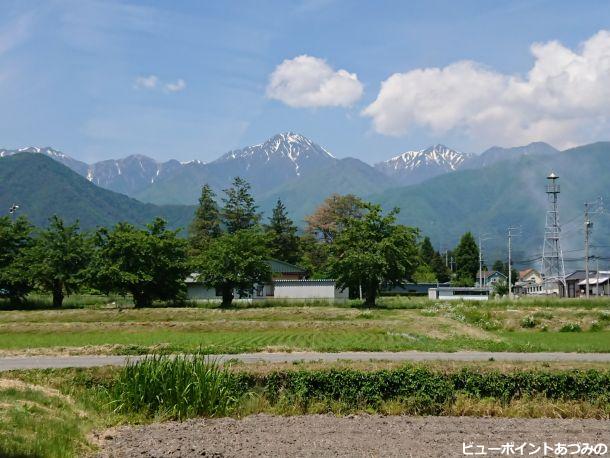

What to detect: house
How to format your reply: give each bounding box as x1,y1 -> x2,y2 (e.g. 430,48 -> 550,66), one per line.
476,270 -> 507,287
519,268 -> 543,284
428,286 -> 490,301
564,270 -> 594,298
514,268 -> 545,295
186,259 -> 347,301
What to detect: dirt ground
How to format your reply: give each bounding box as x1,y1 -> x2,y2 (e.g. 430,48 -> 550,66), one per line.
95,414 -> 610,457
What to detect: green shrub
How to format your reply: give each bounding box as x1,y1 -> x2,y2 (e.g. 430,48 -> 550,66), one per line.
589,321 -> 603,332
560,323 -> 582,332
520,315 -> 539,328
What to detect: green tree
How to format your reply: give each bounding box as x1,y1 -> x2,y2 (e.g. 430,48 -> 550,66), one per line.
193,229 -> 271,307
297,233 -> 330,278
0,216 -> 33,302
29,216 -> 91,307
264,199 -> 300,264
492,260 -> 505,272
90,218 -> 189,308
412,264 -> 437,283
454,232 -> 479,281
431,251 -> 451,283
419,236 -> 435,265
189,184 -> 221,255
221,177 -> 260,233
329,203 -> 419,306
493,280 -> 509,296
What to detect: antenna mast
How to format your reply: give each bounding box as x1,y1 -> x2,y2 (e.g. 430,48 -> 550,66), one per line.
540,172 -> 567,295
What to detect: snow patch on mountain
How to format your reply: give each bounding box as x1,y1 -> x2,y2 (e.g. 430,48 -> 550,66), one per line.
213,132 -> 335,177
375,144 -> 472,184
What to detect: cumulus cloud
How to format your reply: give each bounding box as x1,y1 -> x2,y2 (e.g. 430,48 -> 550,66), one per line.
362,30 -> 610,149
165,78 -> 186,92
266,55 -> 363,108
134,74 -> 159,89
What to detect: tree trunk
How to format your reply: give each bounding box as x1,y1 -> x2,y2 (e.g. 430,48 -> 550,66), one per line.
52,281 -> 64,308
364,280 -> 377,307
132,290 -> 152,308
221,284 -> 234,308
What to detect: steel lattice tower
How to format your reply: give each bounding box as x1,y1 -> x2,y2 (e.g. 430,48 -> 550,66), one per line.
540,172 -> 567,295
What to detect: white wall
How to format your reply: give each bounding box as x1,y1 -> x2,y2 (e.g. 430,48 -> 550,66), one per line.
274,281 -> 348,299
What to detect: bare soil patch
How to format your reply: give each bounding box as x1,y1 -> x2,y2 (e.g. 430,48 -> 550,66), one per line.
96,414 -> 610,457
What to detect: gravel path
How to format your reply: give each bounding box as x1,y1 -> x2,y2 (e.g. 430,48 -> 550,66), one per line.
2,351 -> 610,371
95,414 -> 610,457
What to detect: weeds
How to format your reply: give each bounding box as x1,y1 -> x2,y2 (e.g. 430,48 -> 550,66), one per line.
111,354 -> 239,419
560,323 -> 582,332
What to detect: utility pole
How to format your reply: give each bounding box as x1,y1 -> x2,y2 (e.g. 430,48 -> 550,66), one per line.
596,257 -> 600,297
584,202 -> 592,299
507,226 -> 521,299
478,235 -> 483,288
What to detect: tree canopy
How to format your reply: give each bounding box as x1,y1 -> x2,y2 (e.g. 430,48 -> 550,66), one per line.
90,218 -> 189,308
264,199 -> 301,265
0,216 -> 33,302
304,194 -> 364,243
188,184 -> 221,255
454,232 -> 479,286
221,177 -> 260,233
329,203 -> 418,306
28,216 -> 91,307
192,228 -> 271,307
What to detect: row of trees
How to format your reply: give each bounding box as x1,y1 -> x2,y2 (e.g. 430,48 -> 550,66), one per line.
1,176 -> 512,308
0,215 -> 188,308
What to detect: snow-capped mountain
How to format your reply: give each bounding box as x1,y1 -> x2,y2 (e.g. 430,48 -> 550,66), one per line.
374,144 -> 473,185
85,155 -> 182,196
0,147 -> 182,196
0,146 -> 89,176
133,132 -> 340,204
212,132 -> 335,178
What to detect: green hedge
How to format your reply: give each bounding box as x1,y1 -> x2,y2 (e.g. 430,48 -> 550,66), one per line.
109,356 -> 610,418
233,366 -> 610,407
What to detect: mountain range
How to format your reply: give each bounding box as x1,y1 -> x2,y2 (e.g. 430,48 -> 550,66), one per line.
2,133 -> 609,266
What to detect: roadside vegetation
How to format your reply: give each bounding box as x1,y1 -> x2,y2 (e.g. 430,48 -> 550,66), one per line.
1,357 -> 609,457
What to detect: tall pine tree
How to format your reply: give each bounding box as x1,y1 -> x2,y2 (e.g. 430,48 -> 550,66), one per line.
264,199 -> 300,264
419,236 -> 435,265
189,184 -> 221,255
454,232 -> 479,285
221,177 -> 260,233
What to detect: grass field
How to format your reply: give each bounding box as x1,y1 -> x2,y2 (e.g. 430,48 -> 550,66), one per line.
0,297 -> 608,355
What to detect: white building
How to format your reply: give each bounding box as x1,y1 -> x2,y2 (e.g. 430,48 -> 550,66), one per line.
428,286 -> 490,301
274,279 -> 348,300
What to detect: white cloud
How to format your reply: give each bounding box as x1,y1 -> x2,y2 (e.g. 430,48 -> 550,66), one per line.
134,75 -> 159,89
266,55 -> 363,108
363,30 -> 610,149
165,78 -> 186,92
134,75 -> 187,93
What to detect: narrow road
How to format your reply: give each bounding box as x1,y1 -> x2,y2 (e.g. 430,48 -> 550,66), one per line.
1,351 -> 610,371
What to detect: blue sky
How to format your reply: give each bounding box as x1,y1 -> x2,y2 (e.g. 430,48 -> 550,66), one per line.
1,0 -> 609,163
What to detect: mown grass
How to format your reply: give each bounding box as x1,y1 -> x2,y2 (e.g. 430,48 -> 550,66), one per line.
0,301 -> 608,355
